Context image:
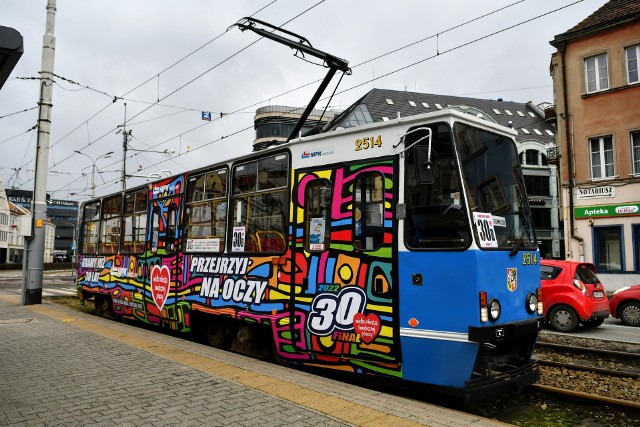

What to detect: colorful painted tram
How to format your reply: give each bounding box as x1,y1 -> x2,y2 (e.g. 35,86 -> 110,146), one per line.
77,108 -> 543,402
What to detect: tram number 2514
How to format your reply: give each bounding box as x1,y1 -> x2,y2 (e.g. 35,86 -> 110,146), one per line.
355,135 -> 382,151
522,252 -> 538,265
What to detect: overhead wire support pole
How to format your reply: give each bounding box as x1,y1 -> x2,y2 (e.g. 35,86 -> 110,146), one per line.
232,17 -> 351,143
122,102 -> 128,190
22,0 -> 57,305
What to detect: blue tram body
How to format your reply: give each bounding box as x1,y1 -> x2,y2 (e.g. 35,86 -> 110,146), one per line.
399,250 -> 541,389
76,109 -> 542,402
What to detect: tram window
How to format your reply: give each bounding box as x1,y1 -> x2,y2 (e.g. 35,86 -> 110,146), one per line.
403,123 -> 471,250
151,208 -> 159,253
305,180 -> 332,252
122,188 -> 147,254
99,195 -> 122,254
353,172 -> 385,251
150,204 -> 177,254
186,169 -> 227,253
231,153 -> 288,253
166,205 -> 177,254
81,201 -> 100,254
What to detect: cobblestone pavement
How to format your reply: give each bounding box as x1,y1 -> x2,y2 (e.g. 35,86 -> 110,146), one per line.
0,294 -> 507,427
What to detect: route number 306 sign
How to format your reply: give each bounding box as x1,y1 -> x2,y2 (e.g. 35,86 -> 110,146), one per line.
473,212 -> 498,248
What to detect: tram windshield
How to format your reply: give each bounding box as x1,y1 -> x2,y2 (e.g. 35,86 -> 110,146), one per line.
454,122 -> 537,252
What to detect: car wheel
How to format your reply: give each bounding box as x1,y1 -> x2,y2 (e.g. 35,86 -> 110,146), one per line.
582,317 -> 605,328
619,301 -> 640,327
549,305 -> 579,332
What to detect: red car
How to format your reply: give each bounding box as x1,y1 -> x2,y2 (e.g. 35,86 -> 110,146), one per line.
609,285 -> 640,327
540,259 -> 610,332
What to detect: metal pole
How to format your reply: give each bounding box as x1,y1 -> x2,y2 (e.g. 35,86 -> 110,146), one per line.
91,162 -> 96,197
122,103 -> 127,190
74,150 -> 112,197
23,0 -> 57,305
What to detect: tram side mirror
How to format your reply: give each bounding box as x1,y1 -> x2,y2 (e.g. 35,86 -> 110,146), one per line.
413,146 -> 434,184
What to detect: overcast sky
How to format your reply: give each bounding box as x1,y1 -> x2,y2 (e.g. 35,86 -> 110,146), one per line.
1,0 -> 608,201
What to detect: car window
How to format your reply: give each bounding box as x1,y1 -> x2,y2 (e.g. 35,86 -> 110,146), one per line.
541,265 -> 562,280
575,265 -> 601,285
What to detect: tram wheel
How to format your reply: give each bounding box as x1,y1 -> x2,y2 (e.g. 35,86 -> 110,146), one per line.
620,302 -> 640,327
94,295 -> 104,317
549,305 -> 579,333
206,319 -> 228,349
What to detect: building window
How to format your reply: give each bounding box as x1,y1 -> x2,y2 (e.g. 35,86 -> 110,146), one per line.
521,149 -> 548,167
625,44 -> 639,84
632,131 -> 640,175
593,226 -> 623,272
585,53 -> 609,93
523,149 -> 539,166
524,175 -> 550,197
589,135 -> 615,179
530,208 -> 552,228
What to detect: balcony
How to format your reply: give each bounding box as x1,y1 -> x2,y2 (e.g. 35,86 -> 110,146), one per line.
544,105 -> 557,123
547,146 -> 561,165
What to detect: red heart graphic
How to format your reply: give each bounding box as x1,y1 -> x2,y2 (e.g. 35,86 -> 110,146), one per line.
151,265 -> 171,311
353,313 -> 381,344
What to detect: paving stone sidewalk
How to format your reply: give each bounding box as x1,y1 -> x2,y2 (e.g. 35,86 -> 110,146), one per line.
0,295 -> 507,427
0,298 -> 347,427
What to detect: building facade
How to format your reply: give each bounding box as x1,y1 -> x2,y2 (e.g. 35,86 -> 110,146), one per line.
323,88 -> 563,258
0,178 -> 10,263
549,0 -> 640,289
253,105 -> 335,151
6,189 -> 79,262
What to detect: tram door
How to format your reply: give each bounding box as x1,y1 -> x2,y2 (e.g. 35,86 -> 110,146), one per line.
290,160 -> 398,363
148,191 -> 183,327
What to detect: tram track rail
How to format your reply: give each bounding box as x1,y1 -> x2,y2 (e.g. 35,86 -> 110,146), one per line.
532,341 -> 640,409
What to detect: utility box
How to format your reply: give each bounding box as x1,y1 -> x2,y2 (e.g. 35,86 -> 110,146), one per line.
17,215 -> 32,237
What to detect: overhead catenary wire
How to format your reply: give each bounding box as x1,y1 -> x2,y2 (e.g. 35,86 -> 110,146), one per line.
10,0 -> 282,181
12,0 -> 504,179
16,0 -> 584,197
0,105 -> 38,120
43,2 -> 323,195
78,0 -> 534,166
86,0 -> 584,195
20,1 -> 317,182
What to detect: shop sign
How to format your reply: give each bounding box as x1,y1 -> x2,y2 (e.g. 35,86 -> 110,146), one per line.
574,203 -> 640,219
576,186 -> 614,199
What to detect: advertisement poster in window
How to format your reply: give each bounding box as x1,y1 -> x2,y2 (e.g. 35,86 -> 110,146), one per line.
309,217 -> 325,250
187,238 -> 220,253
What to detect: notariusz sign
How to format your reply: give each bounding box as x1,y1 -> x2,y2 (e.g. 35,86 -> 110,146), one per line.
576,186 -> 614,199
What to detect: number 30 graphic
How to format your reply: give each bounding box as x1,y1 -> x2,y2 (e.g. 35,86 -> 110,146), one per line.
307,287 -> 366,336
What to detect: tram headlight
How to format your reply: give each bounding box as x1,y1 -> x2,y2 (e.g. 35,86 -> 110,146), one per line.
488,299 -> 501,321
526,292 -> 538,314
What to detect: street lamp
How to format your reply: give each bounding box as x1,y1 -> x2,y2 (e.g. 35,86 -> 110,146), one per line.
73,150 -> 113,197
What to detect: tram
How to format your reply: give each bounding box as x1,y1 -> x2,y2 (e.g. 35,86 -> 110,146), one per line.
76,107 -> 544,402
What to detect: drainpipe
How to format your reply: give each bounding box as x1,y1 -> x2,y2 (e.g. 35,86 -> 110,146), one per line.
558,41 -> 584,261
